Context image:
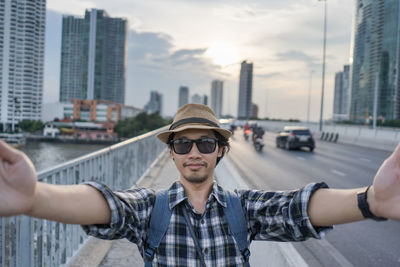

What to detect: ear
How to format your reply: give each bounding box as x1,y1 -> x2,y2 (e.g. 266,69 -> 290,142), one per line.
217,146 -> 224,157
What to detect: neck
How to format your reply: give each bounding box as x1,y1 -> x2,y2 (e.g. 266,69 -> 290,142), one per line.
180,176 -> 214,214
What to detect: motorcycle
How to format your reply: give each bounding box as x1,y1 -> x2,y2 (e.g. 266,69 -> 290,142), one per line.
244,129 -> 251,140
253,136 -> 264,152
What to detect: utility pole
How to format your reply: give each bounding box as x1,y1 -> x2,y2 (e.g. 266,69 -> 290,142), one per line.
307,70 -> 314,124
319,0 -> 327,132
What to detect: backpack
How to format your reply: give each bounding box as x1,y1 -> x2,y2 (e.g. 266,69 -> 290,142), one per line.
143,189 -> 250,267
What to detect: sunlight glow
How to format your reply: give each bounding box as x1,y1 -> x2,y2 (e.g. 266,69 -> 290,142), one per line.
205,43 -> 240,67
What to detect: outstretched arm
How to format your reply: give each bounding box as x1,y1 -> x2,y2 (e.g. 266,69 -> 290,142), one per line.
308,144 -> 400,226
0,140 -> 111,225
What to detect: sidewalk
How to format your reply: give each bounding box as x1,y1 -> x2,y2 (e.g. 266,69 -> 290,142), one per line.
69,149 -> 307,267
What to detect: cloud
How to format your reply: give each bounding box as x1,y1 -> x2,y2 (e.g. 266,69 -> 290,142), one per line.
129,31 -> 173,61
125,30 -> 230,116
276,50 -> 318,63
255,72 -> 282,79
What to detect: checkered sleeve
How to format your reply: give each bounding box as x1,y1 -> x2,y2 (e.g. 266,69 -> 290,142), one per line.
239,182 -> 333,242
80,182 -> 155,245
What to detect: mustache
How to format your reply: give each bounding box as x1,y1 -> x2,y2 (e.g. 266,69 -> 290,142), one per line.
183,161 -> 207,167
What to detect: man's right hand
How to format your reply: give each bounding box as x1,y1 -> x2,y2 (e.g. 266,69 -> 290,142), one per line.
0,139 -> 37,216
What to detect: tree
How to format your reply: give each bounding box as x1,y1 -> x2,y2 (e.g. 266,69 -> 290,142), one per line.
18,120 -> 44,133
114,112 -> 171,138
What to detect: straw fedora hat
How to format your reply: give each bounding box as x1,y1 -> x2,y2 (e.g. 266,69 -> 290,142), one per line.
157,103 -> 232,143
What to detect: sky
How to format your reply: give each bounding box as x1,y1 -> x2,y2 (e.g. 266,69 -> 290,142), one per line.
43,0 -> 355,121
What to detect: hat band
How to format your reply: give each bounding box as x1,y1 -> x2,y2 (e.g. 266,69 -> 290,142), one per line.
169,117 -> 219,130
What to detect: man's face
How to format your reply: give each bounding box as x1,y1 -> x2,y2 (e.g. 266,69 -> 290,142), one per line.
170,129 -> 223,184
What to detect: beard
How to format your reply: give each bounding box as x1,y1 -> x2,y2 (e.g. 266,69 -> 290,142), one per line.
182,161 -> 210,184
182,173 -> 209,184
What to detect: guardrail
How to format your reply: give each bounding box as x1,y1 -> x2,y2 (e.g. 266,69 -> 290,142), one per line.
0,126 -> 168,267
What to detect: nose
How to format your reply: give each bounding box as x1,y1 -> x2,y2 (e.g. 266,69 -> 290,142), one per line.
188,142 -> 202,157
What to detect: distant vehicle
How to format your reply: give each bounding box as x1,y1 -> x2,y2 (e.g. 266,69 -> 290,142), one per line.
276,126 -> 315,152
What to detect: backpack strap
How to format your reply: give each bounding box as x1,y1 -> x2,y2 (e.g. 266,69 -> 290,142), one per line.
224,191 -> 251,266
144,189 -> 171,267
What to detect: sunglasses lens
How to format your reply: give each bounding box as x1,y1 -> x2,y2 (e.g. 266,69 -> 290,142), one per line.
173,139 -> 193,154
197,138 -> 217,154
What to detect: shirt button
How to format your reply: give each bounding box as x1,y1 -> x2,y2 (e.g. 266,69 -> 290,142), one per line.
201,219 -> 205,224
204,248 -> 209,254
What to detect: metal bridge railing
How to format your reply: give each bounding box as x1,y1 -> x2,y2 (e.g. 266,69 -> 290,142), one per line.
0,126 -> 168,267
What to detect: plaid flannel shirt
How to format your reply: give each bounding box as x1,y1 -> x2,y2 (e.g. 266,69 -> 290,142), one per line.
82,181 -> 332,267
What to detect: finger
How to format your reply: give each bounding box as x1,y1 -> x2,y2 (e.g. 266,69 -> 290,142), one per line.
0,139 -> 21,163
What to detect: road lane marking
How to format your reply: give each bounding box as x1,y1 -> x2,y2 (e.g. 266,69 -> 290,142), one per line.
318,239 -> 355,267
217,157 -> 308,267
359,157 -> 371,162
296,156 -> 305,161
331,169 -> 346,177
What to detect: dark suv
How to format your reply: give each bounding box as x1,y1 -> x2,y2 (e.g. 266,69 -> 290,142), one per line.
276,126 -> 315,152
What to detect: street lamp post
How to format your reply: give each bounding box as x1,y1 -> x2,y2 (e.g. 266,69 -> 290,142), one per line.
307,70 -> 314,124
319,0 -> 327,132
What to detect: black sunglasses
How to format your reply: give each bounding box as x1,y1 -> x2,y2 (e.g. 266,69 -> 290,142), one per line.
169,137 -> 218,154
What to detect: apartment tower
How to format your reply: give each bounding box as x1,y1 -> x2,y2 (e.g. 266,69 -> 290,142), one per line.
211,80 -> 223,119
237,61 -> 253,119
60,9 -> 127,104
178,86 -> 189,108
350,0 -> 400,122
0,0 -> 46,130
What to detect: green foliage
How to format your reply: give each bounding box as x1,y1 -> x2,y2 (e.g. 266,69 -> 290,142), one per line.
114,112 -> 171,138
19,120 -> 44,133
378,120 -> 400,128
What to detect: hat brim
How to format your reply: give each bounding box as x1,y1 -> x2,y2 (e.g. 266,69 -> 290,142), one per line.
157,124 -> 232,143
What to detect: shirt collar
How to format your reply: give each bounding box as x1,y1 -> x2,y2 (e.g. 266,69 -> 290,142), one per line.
167,181 -> 227,210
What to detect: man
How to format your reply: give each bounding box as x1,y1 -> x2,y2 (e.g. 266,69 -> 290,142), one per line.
0,103 -> 399,266
251,124 -> 264,144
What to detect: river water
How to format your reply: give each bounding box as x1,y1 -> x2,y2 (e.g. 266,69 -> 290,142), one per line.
19,141 -> 108,172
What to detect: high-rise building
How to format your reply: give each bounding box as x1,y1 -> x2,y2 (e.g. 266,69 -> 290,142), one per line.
333,65 -> 350,121
0,0 -> 46,131
211,80 -> 223,119
251,103 -> 259,119
237,61 -> 253,119
202,95 -> 208,106
178,86 -> 189,107
350,0 -> 400,122
60,9 -> 128,104
144,91 -> 163,115
191,94 -> 202,104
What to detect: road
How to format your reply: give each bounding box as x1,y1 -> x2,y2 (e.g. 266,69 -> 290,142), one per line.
227,130 -> 400,267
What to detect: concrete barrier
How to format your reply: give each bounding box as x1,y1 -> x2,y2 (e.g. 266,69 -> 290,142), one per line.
242,120 -> 400,152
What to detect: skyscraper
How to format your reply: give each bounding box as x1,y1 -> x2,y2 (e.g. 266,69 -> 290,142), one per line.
237,61 -> 253,119
350,0 -> 400,122
211,80 -> 223,119
251,103 -> 259,119
60,9 -> 127,104
0,0 -> 46,131
202,95 -> 208,106
178,86 -> 189,107
333,65 -> 350,121
144,91 -> 163,115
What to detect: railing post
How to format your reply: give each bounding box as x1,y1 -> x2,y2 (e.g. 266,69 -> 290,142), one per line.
18,216 -> 33,267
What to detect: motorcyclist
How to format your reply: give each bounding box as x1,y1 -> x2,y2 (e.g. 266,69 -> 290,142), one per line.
243,122 -> 251,140
230,123 -> 237,135
252,125 -> 265,144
